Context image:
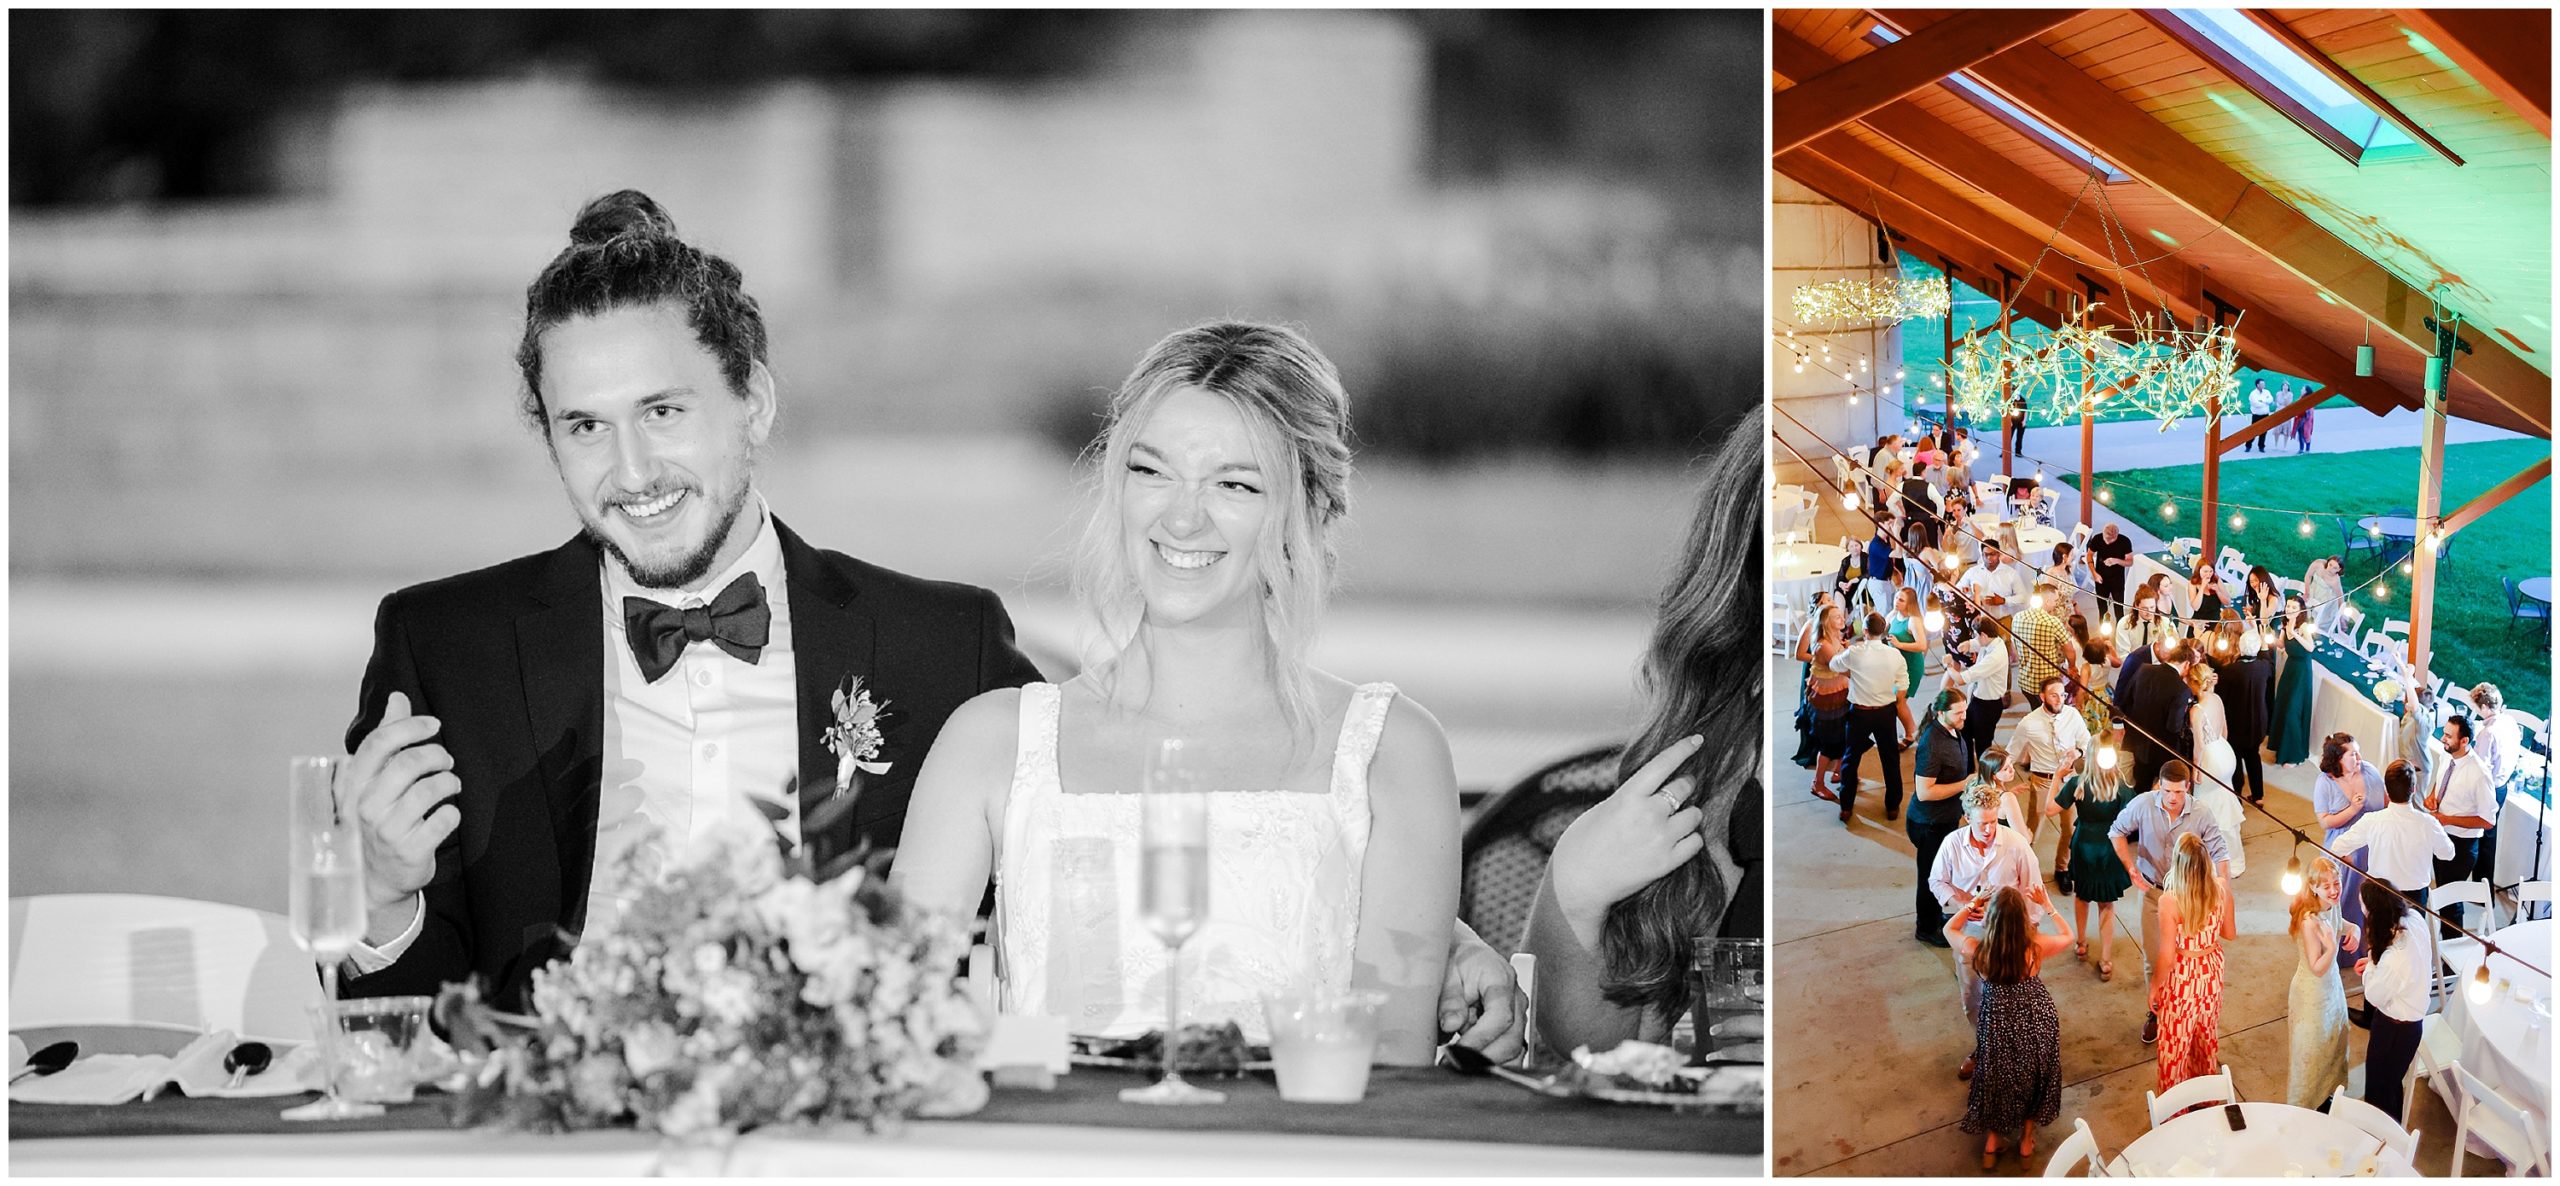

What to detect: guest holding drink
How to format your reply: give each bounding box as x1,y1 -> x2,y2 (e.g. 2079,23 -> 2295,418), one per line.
1798,602 -> 1853,806
1946,885 -> 2071,1170
2312,733 -> 2387,951
1947,625 -> 2010,771
2153,832 -> 2234,1091
1528,409 -> 1763,1059
895,322 -> 1463,1065
2285,856 -> 2350,1109
2267,595 -> 2318,766
1930,782 -> 2044,1071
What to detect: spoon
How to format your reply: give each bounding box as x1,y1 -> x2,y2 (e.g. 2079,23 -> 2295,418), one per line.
10,1040 -> 78,1084
223,1041 -> 273,1089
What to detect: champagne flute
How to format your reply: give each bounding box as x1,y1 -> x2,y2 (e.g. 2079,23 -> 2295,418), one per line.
1119,738 -> 1224,1106
284,755 -> 382,1120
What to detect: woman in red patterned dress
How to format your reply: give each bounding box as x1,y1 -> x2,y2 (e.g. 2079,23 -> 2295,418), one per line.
2152,831 -> 2236,1091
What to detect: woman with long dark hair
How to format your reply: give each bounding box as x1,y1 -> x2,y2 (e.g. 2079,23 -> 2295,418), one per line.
2356,878 -> 2428,1121
1946,884 -> 2071,1168
1528,406 -> 1762,1057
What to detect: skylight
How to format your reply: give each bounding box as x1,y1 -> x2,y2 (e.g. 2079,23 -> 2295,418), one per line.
1868,26 -> 2131,183
2156,9 -> 2421,162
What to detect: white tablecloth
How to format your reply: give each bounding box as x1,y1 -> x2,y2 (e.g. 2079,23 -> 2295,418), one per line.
2115,1101 -> 2417,1177
2308,659 -> 2400,766
2498,792 -> 2552,889
4,1121 -> 1755,1176
1774,544 -> 1846,611
1770,486 -> 1815,540
2442,919 -> 2552,1142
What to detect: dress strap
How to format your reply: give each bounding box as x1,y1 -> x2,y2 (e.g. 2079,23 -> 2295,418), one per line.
1329,682 -> 1400,796
1013,682 -> 1063,799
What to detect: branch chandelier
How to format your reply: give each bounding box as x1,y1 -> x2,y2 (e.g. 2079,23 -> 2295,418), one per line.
1789,274 -> 1953,330
1942,171 -> 2241,434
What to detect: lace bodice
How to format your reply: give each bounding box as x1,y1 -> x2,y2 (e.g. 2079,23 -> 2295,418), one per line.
992,681 -> 1396,1041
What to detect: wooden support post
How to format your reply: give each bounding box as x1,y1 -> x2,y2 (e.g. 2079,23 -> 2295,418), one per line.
2079,347 -> 2095,531
2408,322 -> 2458,680
2201,390 -> 2223,563
1998,284 -> 2015,479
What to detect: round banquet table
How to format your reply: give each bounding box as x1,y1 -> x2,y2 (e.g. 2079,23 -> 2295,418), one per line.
2521,577 -> 2552,606
2440,918 -> 2552,1145
1773,543 -> 1846,611
1963,513 -> 2065,564
2357,516 -> 2420,566
2115,1101 -> 2418,1177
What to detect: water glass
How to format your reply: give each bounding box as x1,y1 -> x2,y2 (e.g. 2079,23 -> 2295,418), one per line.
310,996 -> 434,1104
1119,738 -> 1224,1106
1691,936 -> 1764,1063
284,755 -> 377,1120
1262,989 -> 1387,1103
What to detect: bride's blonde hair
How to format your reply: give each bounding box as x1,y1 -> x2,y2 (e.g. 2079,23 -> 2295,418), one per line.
1069,321 -> 1352,742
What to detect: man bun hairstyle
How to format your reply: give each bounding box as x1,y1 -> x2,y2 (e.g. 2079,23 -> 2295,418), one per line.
515,189 -> 770,431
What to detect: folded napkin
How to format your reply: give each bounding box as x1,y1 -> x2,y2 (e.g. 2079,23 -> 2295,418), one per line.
8,1029 -> 319,1105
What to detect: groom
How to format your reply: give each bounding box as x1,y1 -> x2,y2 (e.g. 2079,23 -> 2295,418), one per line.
336,190 -> 1523,1056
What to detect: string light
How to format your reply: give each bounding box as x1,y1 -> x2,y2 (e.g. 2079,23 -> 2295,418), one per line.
2095,744 -> 2118,771
2230,513 -> 2246,531
1842,491 -> 1859,511
2374,583 -> 2389,600
1924,608 -> 1946,632
2299,518 -> 2314,537
2098,488 -> 2113,505
2468,962 -> 2493,1005
2280,850 -> 2304,896
2160,501 -> 2178,521
2099,618 -> 2114,637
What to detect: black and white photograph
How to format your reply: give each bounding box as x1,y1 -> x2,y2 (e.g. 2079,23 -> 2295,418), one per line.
8,9 -> 1765,1173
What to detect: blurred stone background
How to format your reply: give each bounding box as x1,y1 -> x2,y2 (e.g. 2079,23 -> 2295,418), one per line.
10,10 -> 1762,911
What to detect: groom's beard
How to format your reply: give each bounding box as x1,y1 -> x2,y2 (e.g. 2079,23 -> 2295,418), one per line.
585,480 -> 751,591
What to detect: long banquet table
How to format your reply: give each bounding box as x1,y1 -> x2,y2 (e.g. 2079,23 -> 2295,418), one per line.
9,1064 -> 1758,1176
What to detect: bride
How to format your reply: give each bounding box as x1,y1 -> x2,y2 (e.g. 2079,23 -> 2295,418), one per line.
892,322 -> 1460,1065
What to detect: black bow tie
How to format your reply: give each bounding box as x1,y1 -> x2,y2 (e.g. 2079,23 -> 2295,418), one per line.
623,572 -> 771,683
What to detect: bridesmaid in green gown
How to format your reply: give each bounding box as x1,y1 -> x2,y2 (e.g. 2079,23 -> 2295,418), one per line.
2268,594 -> 2317,766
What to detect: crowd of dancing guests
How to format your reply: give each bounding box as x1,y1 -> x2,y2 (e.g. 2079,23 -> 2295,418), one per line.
1788,434 -> 2528,1168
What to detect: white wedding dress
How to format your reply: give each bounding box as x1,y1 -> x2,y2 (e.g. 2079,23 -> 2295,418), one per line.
991,681 -> 1396,1041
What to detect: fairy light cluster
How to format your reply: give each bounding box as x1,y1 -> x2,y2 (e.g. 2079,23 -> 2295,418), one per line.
1946,305 -> 2241,433
1788,275 -> 1952,330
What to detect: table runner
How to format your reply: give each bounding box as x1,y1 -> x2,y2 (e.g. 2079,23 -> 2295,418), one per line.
10,1065 -> 1756,1155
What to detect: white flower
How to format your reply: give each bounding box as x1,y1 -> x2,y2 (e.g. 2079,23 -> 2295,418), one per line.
623,1022 -> 680,1080
700,969 -> 760,1028
692,942 -> 727,977
657,1065 -> 730,1139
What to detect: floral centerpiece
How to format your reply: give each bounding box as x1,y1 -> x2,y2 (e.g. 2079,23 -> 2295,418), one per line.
436,797 -> 986,1147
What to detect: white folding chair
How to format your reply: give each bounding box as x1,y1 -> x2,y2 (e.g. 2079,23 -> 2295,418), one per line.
2144,1064 -> 2236,1127
1831,454 -> 1855,494
2509,709 -> 2546,738
2068,522 -> 2091,552
2382,618 -> 2412,639
1769,591 -> 1801,656
7,894 -> 321,1045
2277,576 -> 2304,595
2216,546 -> 2245,576
2040,1117 -> 2110,1177
2405,1013 -> 2464,1122
2168,536 -> 2202,560
2433,880 -> 2493,1004
2448,1062 -> 2552,1177
2327,1088 -> 2419,1162
2512,880 -> 2552,925
2331,605 -> 2365,642
2359,630 -> 2397,665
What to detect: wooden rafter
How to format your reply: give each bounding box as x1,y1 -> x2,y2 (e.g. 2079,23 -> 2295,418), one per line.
2213,386 -> 2327,456
2400,9 -> 2552,138
1773,9 -> 2081,155
1881,8 -> 2552,438
2441,456 -> 2555,538
2220,10 -> 2462,166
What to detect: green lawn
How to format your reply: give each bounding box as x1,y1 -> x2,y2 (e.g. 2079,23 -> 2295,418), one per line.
2064,439 -> 2551,717
1892,256 -> 2355,429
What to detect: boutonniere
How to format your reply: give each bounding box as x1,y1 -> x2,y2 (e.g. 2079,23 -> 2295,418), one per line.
823,674 -> 894,799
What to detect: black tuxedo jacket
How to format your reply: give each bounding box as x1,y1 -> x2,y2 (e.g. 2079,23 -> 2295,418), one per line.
2217,653 -> 2275,747
2120,662 -> 2194,768
340,519 -> 1041,1009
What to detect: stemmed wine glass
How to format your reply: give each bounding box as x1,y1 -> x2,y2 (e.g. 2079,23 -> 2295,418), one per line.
1119,738 -> 1225,1105
284,755 -> 381,1120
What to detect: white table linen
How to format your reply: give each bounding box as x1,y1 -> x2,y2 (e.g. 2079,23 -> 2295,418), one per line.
2441,919 -> 2552,1147
2115,1101 -> 2418,1177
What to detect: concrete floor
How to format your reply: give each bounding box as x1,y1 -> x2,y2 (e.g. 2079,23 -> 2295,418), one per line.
1766,649 -> 2520,1177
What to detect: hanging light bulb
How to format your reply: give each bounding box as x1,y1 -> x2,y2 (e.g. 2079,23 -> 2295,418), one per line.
1924,607 -> 1946,633
1850,392 -> 1860,405
2368,522 -> 2383,537
2468,962 -> 2493,1006
2160,501 -> 2177,521
2426,532 -> 2443,555
1895,368 -> 1906,381
2260,629 -> 2278,650
2099,618 -> 2115,637
2299,518 -> 2314,537
1941,553 -> 1959,573
1883,385 -> 1894,397
2374,582 -> 2389,600
1794,363 -> 1805,374
2032,469 -> 2044,483
1843,491 -> 1859,511
2401,560 -> 2413,577
2217,634 -> 2232,654
2280,853 -> 2305,896
2031,591 -> 2046,611
2095,744 -> 2118,771
2230,512 -> 2247,531
2098,488 -> 2113,505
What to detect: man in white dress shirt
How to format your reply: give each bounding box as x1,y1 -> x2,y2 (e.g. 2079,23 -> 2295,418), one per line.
1830,612 -> 1914,822
1957,544 -> 2028,637
2011,673 -> 2088,874
2426,716 -> 2499,935
2335,760 -> 2455,1014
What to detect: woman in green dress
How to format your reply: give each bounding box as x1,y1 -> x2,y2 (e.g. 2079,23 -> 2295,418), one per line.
2267,593 -> 2318,767
2063,753 -> 2135,980
1888,585 -> 1930,701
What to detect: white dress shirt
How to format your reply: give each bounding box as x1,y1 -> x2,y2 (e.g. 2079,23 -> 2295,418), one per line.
2362,931 -> 2430,1023
351,497 -> 801,970
2429,750 -> 2497,839
1957,562 -> 2027,620
1929,825 -> 2043,912
2472,713 -> 2521,789
2333,801 -> 2455,892
1828,638 -> 1911,708
2010,705 -> 2090,775
1953,639 -> 2009,703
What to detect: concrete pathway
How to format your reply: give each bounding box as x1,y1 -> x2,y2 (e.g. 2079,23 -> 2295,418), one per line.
1986,407 -> 2529,479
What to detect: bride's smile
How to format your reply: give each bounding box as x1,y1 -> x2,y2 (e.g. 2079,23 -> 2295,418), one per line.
1123,386 -> 1272,627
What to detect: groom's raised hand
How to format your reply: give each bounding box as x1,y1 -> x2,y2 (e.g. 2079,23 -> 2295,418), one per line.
345,691 -> 461,943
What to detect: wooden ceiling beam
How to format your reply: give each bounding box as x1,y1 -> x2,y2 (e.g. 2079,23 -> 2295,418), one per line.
1773,9 -> 2082,155
1800,129 -> 2411,420
1882,8 -> 2550,437
2229,10 -> 2462,165
2400,9 -> 2552,138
